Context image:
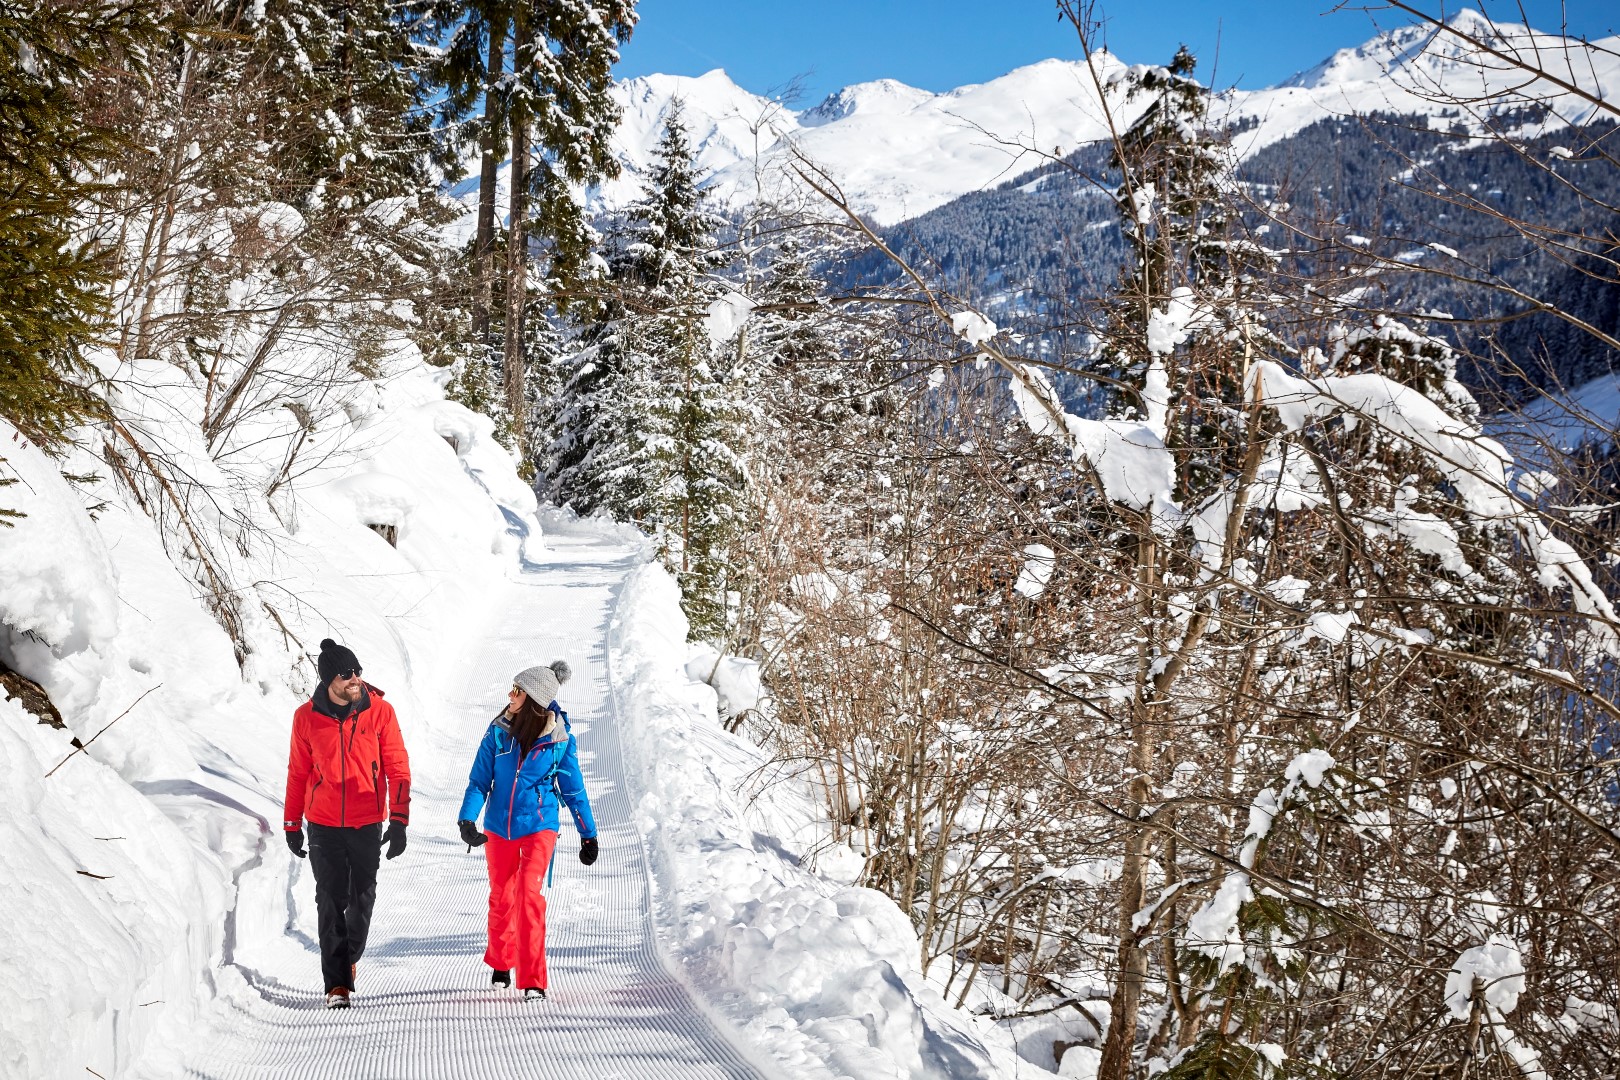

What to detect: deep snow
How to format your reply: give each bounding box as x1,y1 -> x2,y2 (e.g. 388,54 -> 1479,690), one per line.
1,351 -> 1052,1077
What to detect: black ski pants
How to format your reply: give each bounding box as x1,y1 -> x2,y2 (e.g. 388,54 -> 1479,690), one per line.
307,822 -> 382,992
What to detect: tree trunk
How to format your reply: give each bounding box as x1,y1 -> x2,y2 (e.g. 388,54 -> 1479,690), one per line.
472,20 -> 507,339
1098,534 -> 1160,1080
503,107 -> 528,452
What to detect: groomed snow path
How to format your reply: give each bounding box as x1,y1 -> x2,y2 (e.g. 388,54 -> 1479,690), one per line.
181,530 -> 768,1080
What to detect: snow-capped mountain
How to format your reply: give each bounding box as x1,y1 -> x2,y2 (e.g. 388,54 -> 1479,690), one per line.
1231,10 -> 1620,159
595,55 -> 1135,226
589,9 -> 1620,227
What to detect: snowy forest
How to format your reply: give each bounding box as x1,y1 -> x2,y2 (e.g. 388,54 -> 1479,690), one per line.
3,1 -> 1619,1078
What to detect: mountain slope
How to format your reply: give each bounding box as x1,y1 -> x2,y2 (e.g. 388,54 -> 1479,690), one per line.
582,9 -> 1620,226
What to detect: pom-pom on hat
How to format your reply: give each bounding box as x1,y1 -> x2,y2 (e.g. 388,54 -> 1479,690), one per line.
317,638 -> 362,687
514,660 -> 571,705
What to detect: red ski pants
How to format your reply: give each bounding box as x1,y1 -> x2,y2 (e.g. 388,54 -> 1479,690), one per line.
482,829 -> 557,989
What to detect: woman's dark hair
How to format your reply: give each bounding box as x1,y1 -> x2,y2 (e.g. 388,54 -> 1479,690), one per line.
508,696 -> 553,755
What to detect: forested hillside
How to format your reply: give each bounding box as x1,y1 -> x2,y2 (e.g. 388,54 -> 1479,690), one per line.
836,111 -> 1620,401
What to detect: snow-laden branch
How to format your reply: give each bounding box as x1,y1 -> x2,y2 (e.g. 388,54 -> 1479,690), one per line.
1248,359 -> 1620,648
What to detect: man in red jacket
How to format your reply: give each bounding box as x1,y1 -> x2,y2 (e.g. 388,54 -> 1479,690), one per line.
283,639 -> 411,1009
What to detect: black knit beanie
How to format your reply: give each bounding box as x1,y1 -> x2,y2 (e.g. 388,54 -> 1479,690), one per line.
317,639 -> 362,687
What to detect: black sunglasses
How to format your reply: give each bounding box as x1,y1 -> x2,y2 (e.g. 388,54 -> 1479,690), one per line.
335,668 -> 362,680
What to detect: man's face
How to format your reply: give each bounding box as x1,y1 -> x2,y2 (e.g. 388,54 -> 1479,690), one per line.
329,669 -> 364,705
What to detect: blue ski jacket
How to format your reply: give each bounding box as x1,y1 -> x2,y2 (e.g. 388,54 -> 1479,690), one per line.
458,705 -> 597,841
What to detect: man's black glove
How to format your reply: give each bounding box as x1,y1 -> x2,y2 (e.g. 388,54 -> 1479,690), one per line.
458,819 -> 487,850
579,836 -> 599,866
286,828 -> 306,859
383,821 -> 408,860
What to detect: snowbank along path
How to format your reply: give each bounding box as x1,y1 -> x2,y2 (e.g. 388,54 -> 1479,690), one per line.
177,528 -> 768,1080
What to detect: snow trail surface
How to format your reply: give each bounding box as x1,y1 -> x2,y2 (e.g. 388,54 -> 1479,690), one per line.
182,531 -> 768,1080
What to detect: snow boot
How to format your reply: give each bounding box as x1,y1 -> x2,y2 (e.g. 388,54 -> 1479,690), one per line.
326,987 -> 351,1009
491,969 -> 511,988
522,987 -> 546,1001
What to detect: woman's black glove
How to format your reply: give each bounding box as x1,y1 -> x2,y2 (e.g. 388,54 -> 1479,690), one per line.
286,828 -> 307,859
579,837 -> 599,866
458,819 -> 487,850
383,821 -> 408,860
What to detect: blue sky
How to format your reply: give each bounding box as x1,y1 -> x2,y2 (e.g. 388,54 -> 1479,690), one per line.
616,1 -> 1619,103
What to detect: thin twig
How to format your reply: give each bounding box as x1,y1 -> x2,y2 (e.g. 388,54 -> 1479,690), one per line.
44,684 -> 162,779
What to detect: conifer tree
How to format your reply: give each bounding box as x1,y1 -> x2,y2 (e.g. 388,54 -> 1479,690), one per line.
1088,52 -> 1263,1077
1101,44 -> 1261,501
250,0 -> 445,212
751,231 -> 895,528
550,210 -> 651,518
518,300 -> 566,470
622,101 -> 741,634
545,102 -> 746,637
622,101 -> 746,637
434,0 -> 634,391
0,2 -> 159,447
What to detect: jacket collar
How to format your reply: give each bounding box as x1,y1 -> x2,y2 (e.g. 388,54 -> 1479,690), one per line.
312,682 -> 374,721
493,702 -> 564,747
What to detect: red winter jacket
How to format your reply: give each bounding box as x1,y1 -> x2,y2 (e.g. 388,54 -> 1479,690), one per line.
283,684 -> 411,831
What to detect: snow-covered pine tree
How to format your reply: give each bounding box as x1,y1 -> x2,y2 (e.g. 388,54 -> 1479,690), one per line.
249,0 -> 445,213
502,0 -> 634,452
545,204 -> 646,516
1081,47 -> 1270,1080
1102,44 -> 1263,502
754,235 -> 839,386
0,2 -> 160,448
545,101 -> 744,637
433,0 -> 634,364
749,230 -> 898,540
655,321 -> 753,639
740,228 -> 838,620
547,316 -> 650,517
628,101 -> 744,637
518,299 -> 566,472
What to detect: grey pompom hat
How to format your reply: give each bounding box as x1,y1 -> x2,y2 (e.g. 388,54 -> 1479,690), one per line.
514,660 -> 572,705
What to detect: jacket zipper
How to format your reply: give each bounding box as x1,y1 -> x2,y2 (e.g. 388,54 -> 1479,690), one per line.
340,715 -> 355,827
373,760 -> 382,814
506,739 -> 525,837
509,741 -> 564,838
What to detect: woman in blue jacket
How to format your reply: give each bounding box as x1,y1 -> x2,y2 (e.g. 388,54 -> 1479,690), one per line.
458,660 -> 598,1000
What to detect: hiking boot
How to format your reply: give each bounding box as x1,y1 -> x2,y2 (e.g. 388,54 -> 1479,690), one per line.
326,987 -> 351,1009
491,969 -> 511,988
522,987 -> 546,1001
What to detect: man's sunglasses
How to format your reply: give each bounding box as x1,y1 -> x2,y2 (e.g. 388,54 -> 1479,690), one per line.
335,668 -> 362,680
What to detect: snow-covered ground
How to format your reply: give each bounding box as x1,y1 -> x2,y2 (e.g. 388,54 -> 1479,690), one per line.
1504,372 -> 1620,460
160,526 -> 771,1080
1,349 -> 1052,1077
611,559 -> 1051,1079
0,357 -> 532,1076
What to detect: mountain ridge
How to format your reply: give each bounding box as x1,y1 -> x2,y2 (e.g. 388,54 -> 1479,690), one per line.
582,8 -> 1620,227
